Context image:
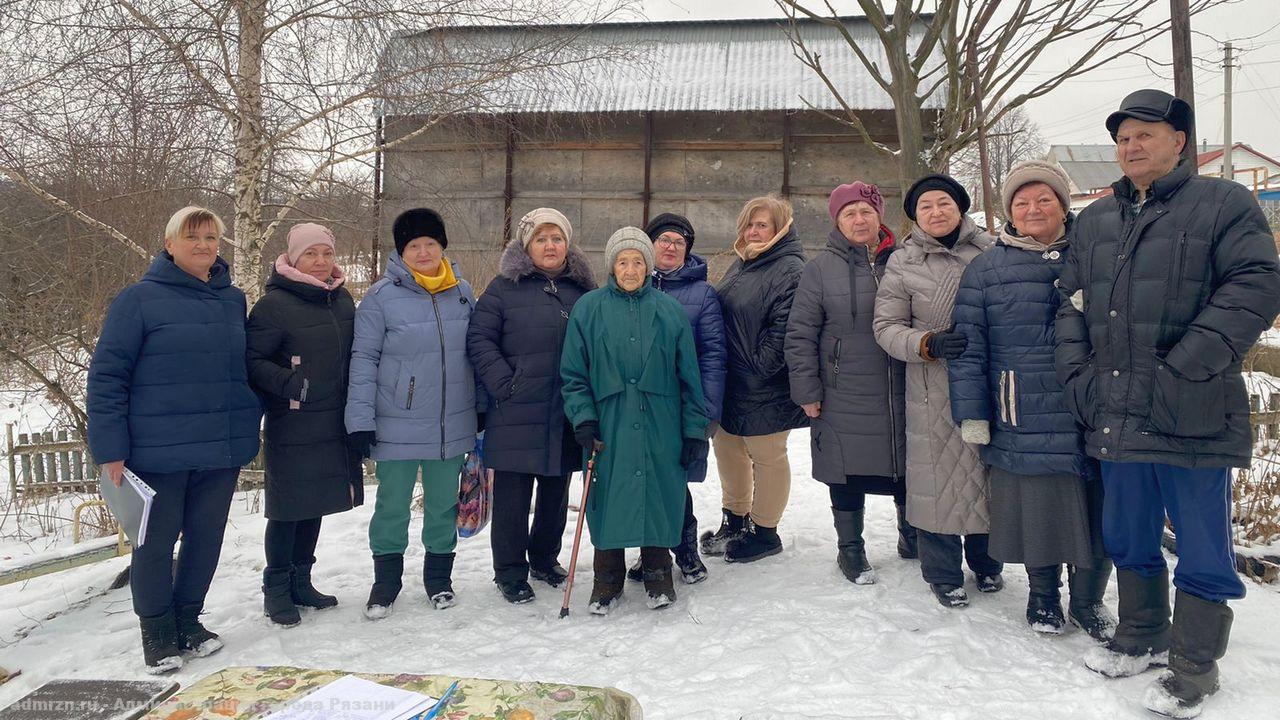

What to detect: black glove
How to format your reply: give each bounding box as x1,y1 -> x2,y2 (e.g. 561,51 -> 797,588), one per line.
574,421 -> 601,450
680,438 -> 709,469
476,412 -> 486,433
926,330 -> 968,360
347,430 -> 377,459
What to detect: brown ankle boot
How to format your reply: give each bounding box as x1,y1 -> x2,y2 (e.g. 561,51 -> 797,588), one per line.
588,548 -> 625,615
640,546 -> 676,609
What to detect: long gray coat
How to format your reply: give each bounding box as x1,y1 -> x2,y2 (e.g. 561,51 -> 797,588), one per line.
873,217 -> 993,535
786,228 -> 906,484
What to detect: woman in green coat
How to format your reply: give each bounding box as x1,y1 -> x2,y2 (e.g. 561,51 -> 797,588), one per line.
560,227 -> 709,615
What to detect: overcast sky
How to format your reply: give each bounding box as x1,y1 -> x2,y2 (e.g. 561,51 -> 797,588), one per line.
640,0 -> 1280,156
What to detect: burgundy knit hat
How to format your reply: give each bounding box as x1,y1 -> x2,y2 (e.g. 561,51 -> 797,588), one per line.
828,182 -> 885,223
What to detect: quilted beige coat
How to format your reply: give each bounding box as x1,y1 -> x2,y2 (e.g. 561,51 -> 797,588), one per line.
873,216 -> 993,535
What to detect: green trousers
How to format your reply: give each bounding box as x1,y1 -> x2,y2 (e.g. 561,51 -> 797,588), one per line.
369,456 -> 465,556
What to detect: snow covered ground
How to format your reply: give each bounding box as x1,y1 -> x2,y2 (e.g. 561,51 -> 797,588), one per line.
2,432 -> 1280,719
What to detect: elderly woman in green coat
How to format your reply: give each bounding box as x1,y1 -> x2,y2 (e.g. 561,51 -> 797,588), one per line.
560,227 -> 709,615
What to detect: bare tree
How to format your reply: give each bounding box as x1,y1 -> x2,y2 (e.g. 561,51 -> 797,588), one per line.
775,0 -> 1229,200
952,104 -> 1045,223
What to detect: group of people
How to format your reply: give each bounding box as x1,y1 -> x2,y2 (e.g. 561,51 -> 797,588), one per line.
86,88 -> 1279,719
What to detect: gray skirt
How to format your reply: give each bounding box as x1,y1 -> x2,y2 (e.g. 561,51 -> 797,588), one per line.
987,466 -> 1106,568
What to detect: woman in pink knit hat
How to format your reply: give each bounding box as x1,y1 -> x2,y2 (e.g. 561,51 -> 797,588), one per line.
246,222 -> 361,627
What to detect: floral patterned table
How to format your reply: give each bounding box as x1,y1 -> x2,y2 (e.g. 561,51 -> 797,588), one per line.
139,666 -> 641,720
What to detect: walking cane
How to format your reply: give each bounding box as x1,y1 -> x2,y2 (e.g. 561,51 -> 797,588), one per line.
560,443 -> 601,618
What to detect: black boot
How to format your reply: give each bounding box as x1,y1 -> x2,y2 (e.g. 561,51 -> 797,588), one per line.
626,556 -> 644,583
138,610 -> 183,674
640,546 -> 676,610
424,552 -> 456,610
699,508 -> 747,556
832,509 -> 875,585
530,562 -> 569,588
174,602 -> 223,657
263,567 -> 301,627
930,583 -> 969,608
673,514 -> 708,584
1084,569 -> 1172,678
1143,590 -> 1233,719
589,548 -> 625,615
1026,565 -> 1065,634
291,561 -> 338,610
496,578 -> 536,604
896,503 -> 918,560
1068,561 -> 1117,642
364,553 -> 404,620
725,521 -> 783,563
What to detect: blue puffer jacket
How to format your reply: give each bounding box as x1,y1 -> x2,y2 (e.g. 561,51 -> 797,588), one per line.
949,224 -> 1092,478
87,253 -> 262,473
652,253 -> 727,424
345,254 -> 480,462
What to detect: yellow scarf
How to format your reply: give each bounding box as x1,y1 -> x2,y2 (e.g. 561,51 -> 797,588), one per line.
410,258 -> 459,294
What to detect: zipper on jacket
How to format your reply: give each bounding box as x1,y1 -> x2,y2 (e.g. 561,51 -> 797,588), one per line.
864,250 -> 902,480
1008,370 -> 1018,426
1168,232 -> 1188,303
998,371 -> 1008,423
831,338 -> 842,387
432,293 -> 448,459
406,376 -> 416,409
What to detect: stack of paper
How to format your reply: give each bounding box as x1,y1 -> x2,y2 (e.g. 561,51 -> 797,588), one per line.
98,467 -> 157,547
261,675 -> 439,720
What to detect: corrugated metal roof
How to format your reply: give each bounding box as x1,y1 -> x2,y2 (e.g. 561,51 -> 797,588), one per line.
380,17 -> 945,116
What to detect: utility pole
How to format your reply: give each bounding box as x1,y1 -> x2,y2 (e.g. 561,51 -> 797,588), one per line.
1170,0 -> 1198,168
1223,41 -> 1234,182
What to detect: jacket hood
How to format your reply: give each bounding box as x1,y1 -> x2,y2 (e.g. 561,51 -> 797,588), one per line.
144,251 -> 232,293
742,224 -> 805,268
266,253 -> 347,301
653,252 -> 709,289
823,225 -> 896,260
497,237 -> 597,290
906,215 -> 991,255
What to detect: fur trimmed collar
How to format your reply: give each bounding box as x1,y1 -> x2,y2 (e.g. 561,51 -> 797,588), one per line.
497,238 -> 597,290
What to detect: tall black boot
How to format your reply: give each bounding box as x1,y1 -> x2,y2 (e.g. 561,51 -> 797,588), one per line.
1026,564 -> 1065,634
832,508 -> 875,585
699,508 -> 747,556
262,567 -> 301,627
673,512 -> 708,584
138,609 -> 183,674
1084,568 -> 1172,678
1068,561 -> 1117,642
291,561 -> 338,610
1143,590 -> 1233,719
896,503 -> 918,560
364,553 -> 404,620
424,552 -> 457,610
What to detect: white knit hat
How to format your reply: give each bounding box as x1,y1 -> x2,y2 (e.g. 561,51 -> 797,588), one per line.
605,226 -> 655,274
1002,160 -> 1072,218
516,208 -> 573,248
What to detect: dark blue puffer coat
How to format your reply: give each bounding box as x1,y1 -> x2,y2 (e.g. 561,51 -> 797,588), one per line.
949,225 -> 1092,478
87,253 -> 262,473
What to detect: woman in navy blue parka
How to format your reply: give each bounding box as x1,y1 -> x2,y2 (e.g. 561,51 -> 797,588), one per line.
948,162 -> 1115,639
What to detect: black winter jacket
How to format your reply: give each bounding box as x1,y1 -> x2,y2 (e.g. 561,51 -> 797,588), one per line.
1055,160 -> 1280,468
716,225 -> 808,437
246,263 -> 362,521
468,240 -> 597,476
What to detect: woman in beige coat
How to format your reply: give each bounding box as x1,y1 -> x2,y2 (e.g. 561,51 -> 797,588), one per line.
872,174 -> 1002,609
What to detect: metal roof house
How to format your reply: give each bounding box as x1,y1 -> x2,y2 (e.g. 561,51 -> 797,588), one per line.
375,16 -> 943,279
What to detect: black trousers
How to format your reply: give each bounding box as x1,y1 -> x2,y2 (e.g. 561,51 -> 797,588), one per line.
130,467 -> 239,618
828,475 -> 906,512
917,530 -> 1003,586
264,517 -> 323,569
490,471 -> 570,583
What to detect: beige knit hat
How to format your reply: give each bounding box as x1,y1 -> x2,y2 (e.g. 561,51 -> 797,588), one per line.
516,207 -> 573,248
1002,160 -> 1072,219
605,226 -> 655,274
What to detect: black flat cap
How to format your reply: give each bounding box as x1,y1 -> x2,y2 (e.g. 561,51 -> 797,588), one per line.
1105,89 -> 1193,141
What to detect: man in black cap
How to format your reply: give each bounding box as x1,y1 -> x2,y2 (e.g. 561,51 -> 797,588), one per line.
1054,88 -> 1280,718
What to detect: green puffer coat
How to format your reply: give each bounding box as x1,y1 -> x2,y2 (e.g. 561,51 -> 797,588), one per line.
560,276 -> 708,549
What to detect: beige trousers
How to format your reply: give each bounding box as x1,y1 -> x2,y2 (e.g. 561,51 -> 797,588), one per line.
712,429 -> 793,528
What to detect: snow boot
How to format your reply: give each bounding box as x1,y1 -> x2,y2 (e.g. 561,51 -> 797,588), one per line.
930,583 -> 969,608
640,546 -> 676,610
496,578 -> 536,604
174,602 -> 223,657
1068,561 -> 1117,642
673,515 -> 708,584
364,553 -> 403,620
626,556 -> 644,583
895,503 -> 918,559
1084,569 -> 1171,678
976,573 -> 1005,593
424,552 -> 456,610
832,508 -> 876,585
530,562 -> 569,588
588,548 -> 625,615
699,508 -> 747,556
1026,565 -> 1065,635
1143,590 -> 1232,719
138,610 -> 184,675
262,567 -> 301,627
291,561 -> 338,610
725,521 -> 783,563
